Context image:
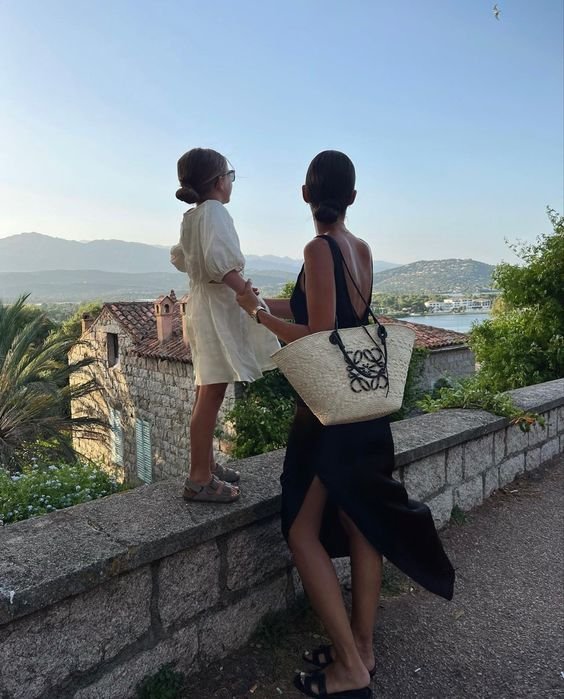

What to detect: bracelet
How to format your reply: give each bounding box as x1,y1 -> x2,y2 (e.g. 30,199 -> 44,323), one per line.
250,306 -> 265,324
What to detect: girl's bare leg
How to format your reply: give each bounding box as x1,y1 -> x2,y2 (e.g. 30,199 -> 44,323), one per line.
189,383 -> 231,485
340,509 -> 382,672
194,386 -> 219,472
289,476 -> 369,694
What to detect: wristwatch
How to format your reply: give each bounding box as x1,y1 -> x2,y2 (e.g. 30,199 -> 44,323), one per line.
250,306 -> 265,324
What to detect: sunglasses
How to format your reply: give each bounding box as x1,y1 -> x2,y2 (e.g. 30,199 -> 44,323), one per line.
202,169 -> 236,185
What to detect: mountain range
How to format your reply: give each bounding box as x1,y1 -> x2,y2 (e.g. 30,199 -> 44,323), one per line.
0,233 -> 495,301
0,232 -> 397,274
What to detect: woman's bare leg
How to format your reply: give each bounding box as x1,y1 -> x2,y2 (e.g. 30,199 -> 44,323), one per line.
340,509 -> 382,672
189,383 -> 232,485
289,477 -> 369,694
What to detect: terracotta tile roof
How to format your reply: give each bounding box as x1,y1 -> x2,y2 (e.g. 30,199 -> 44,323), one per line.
104,302 -> 156,342
93,300 -> 465,366
379,316 -> 468,350
131,334 -> 192,363
101,299 -> 192,363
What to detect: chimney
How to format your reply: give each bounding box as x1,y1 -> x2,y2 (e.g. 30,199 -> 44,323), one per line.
81,313 -> 94,334
178,294 -> 190,347
154,294 -> 174,343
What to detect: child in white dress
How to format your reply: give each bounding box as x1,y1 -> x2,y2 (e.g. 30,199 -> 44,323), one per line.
170,148 -> 279,503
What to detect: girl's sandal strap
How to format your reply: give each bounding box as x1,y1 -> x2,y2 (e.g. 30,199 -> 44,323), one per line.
183,475 -> 240,503
212,461 -> 240,483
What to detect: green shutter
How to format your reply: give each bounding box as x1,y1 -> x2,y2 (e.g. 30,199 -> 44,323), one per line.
135,418 -> 152,484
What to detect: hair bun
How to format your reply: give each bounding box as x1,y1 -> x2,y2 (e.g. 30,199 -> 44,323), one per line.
175,185 -> 200,204
314,198 -> 341,224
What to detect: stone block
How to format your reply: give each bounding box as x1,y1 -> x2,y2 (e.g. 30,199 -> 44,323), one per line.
505,425 -> 529,455
291,567 -> 305,600
494,430 -> 506,464
158,541 -> 220,628
499,454 -> 525,486
558,406 -> 564,434
464,434 -> 494,478
528,420 -> 547,447
484,466 -> 499,497
402,452 -> 446,500
546,409 -> 558,438
525,447 -> 541,472
226,519 -> 291,592
427,489 -> 454,529
198,577 -> 288,665
540,437 -> 560,464
333,557 -> 351,587
0,568 -> 151,699
75,625 -> 199,699
446,446 -> 463,485
454,475 -> 483,511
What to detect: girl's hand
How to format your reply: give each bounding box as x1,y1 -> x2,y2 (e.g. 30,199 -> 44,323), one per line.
236,280 -> 261,315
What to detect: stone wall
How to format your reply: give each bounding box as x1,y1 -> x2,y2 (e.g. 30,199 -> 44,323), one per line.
417,345 -> 476,392
70,316 -> 235,483
1,379 -> 562,699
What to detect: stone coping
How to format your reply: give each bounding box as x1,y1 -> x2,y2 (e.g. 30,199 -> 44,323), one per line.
1,378 -> 562,626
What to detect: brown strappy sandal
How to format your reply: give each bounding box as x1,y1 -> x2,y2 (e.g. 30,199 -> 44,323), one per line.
183,474 -> 240,503
212,461 -> 240,483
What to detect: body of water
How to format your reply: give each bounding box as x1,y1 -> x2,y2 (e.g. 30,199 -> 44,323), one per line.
397,312 -> 491,333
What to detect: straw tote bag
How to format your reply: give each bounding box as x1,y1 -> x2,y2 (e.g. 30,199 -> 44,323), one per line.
271,252 -> 416,426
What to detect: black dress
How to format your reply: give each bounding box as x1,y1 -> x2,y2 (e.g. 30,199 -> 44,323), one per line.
281,235 -> 455,601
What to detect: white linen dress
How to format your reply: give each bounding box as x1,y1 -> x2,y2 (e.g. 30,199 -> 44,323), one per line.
171,200 -> 280,385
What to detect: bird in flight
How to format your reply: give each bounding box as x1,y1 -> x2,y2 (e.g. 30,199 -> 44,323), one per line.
493,4 -> 501,20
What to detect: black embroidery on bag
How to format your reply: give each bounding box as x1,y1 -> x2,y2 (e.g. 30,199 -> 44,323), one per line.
329,329 -> 390,395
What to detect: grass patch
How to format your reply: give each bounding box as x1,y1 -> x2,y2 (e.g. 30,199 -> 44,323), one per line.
380,564 -> 412,597
251,597 -> 323,652
136,664 -> 185,699
450,505 -> 468,526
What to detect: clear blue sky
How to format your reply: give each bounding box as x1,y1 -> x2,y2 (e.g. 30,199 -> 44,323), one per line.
1,0 -> 562,264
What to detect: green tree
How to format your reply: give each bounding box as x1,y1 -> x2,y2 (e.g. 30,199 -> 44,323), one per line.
469,208 -> 564,391
0,295 -> 104,467
56,300 -> 103,341
278,281 -> 296,299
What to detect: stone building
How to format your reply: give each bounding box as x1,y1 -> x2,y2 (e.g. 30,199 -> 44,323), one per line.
384,317 -> 475,391
69,299 -> 473,484
69,291 -> 235,484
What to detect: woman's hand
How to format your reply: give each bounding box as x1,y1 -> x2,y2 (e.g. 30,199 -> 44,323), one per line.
236,280 -> 261,315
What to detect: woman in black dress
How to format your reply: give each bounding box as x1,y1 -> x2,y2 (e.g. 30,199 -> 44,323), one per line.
236,151 -> 455,698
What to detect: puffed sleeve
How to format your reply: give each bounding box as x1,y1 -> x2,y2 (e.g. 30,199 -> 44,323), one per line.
170,241 -> 187,272
201,202 -> 245,282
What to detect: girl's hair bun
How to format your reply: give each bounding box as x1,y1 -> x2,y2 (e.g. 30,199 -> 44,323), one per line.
314,198 -> 341,224
176,185 -> 200,204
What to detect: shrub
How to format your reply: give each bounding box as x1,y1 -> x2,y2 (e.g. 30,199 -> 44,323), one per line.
418,375 -> 544,431
0,458 -> 125,526
469,208 -> 564,391
225,370 -> 295,458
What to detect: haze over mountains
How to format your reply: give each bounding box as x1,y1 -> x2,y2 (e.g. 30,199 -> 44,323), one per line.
0,232 -> 397,274
0,233 -> 494,302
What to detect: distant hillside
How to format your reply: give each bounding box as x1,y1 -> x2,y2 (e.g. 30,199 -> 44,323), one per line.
0,233 -> 397,275
0,269 -> 297,303
373,259 -> 495,293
